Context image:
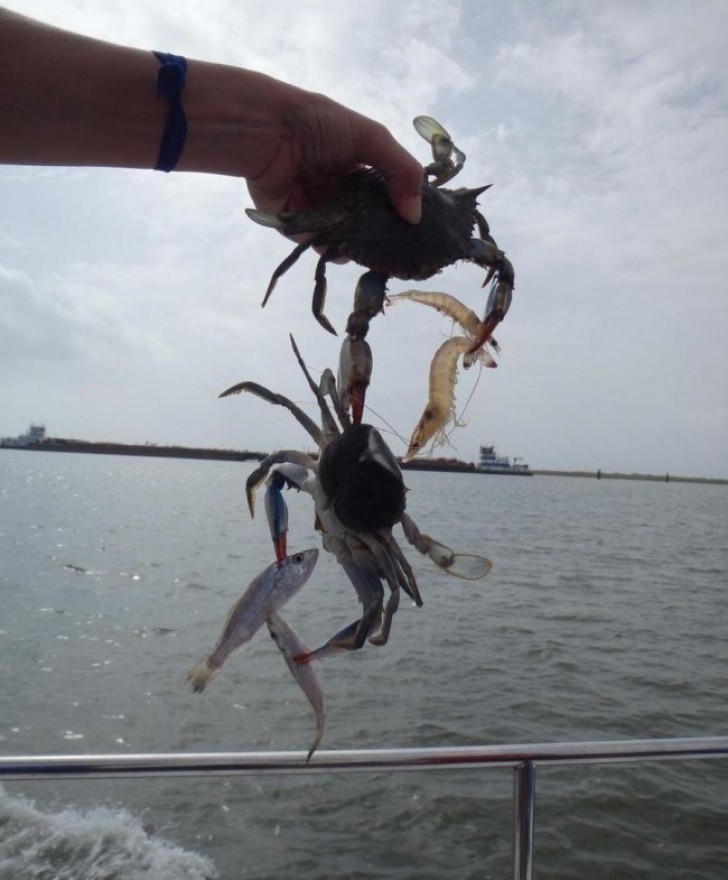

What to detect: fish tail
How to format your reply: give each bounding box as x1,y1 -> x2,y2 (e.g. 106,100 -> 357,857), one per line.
186,658 -> 218,693
306,721 -> 326,764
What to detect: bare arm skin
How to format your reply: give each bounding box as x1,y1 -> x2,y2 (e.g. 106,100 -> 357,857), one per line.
0,7 -> 422,222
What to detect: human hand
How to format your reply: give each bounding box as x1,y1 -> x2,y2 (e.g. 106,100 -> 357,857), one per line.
245,90 -> 423,226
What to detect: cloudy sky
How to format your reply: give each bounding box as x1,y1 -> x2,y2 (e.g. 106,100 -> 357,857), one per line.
2,0 -> 727,478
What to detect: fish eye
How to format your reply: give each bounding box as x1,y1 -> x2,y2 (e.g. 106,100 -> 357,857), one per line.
294,553 -> 304,563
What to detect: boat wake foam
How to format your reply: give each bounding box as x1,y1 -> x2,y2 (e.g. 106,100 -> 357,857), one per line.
0,783 -> 217,880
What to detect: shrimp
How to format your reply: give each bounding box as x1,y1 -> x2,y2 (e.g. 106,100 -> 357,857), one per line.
404,336 -> 473,461
388,290 -> 499,369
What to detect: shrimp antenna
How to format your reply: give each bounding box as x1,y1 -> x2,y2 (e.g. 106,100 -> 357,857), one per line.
358,400 -> 409,449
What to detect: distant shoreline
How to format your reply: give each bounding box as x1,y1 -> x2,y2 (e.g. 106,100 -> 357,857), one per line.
0,439 -> 266,463
533,469 -> 728,486
1,440 -> 725,485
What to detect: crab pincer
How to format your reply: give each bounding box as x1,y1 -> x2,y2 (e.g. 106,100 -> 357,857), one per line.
264,464 -> 310,564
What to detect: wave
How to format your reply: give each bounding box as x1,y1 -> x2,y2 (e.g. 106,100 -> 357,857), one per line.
0,784 -> 217,880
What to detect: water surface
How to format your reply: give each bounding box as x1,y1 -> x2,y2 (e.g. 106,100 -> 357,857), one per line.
1,451 -> 726,879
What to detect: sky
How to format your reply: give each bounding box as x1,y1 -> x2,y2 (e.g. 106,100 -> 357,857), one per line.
1,0 -> 727,478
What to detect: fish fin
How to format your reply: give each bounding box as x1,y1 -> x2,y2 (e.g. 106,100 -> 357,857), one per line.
187,658 -> 218,693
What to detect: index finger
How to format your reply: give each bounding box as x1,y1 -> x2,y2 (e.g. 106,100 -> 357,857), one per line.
355,120 -> 423,224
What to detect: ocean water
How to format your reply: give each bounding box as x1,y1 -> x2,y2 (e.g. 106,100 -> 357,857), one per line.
0,450 -> 726,880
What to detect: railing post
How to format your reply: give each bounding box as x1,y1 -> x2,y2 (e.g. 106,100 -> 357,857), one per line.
513,760 -> 536,880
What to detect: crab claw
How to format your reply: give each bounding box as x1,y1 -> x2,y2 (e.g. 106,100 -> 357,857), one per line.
471,258 -> 514,352
338,336 -> 372,426
264,465 -> 310,564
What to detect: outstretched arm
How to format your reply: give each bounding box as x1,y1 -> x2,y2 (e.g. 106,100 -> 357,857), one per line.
0,7 -> 422,222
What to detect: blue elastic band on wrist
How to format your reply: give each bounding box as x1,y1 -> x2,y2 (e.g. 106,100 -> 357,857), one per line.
152,51 -> 187,172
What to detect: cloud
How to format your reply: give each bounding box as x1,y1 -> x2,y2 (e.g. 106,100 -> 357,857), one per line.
1,0 -> 727,475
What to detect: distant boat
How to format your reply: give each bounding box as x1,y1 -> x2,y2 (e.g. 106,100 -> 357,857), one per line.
477,444 -> 532,476
0,423 -> 47,447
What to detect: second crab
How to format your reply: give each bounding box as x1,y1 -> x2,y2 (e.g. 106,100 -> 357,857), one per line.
220,336 -> 492,661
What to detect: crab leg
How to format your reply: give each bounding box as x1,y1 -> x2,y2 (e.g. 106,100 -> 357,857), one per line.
378,531 -> 423,606
400,512 -> 492,580
313,250 -> 339,335
354,531 -> 421,606
413,115 -> 466,186
368,588 -> 400,647
296,545 -> 385,662
319,368 -> 351,431
289,335 -> 340,441
336,271 -> 385,425
258,240 -> 311,308
349,531 -> 424,648
220,381 -> 325,450
338,336 -> 372,425
245,209 -> 342,332
353,271 -> 388,318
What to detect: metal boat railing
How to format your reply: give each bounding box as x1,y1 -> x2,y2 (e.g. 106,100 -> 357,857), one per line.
2,736 -> 727,880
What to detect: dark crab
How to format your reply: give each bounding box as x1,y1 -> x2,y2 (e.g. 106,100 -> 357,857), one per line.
246,116 -> 515,353
220,336 -> 492,661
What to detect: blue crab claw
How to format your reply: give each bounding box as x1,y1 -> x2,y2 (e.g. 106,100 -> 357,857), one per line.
472,259 -> 514,353
338,336 -> 372,426
244,451 -> 317,520
413,115 -> 466,186
465,238 -> 515,352
265,464 -> 311,564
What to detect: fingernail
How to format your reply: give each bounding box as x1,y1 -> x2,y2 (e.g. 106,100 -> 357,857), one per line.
402,196 -> 421,224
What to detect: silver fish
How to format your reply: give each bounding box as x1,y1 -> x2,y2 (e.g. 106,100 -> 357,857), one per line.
187,549 -> 318,692
266,611 -> 326,763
